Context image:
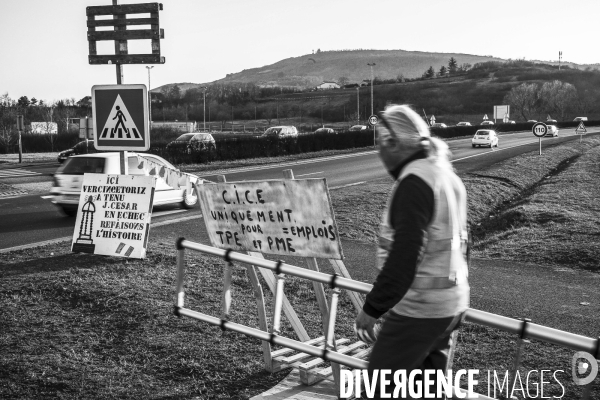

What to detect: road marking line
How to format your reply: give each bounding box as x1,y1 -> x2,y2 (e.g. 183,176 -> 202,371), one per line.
40,195 -> 53,199
452,140 -> 542,162
152,209 -> 187,217
0,214 -> 202,254
295,171 -> 324,177
330,181 -> 366,190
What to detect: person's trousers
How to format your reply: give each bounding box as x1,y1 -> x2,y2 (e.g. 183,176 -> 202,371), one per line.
365,312 -> 462,399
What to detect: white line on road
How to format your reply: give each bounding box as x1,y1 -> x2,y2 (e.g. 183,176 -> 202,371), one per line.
0,214 -> 201,254
40,195 -> 53,199
152,209 -> 187,217
295,171 -> 324,177
330,181 -> 366,190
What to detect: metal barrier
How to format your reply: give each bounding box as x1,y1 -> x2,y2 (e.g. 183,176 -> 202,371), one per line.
173,239 -> 599,399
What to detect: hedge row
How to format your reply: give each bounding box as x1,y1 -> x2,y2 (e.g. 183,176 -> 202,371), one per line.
152,130 -> 376,164
3,120 -> 598,160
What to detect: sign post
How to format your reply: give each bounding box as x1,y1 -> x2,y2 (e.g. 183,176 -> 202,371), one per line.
575,121 -> 586,143
16,115 -> 24,163
532,122 -> 548,155
368,114 -> 378,146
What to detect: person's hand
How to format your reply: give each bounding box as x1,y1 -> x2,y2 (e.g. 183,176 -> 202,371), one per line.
354,310 -> 378,344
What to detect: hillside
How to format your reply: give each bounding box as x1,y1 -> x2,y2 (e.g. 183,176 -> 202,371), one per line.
153,49 -> 506,93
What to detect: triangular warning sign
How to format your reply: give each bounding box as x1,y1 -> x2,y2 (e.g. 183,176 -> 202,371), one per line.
547,114 -> 552,120
483,114 -> 488,120
576,121 -> 586,133
99,95 -> 143,140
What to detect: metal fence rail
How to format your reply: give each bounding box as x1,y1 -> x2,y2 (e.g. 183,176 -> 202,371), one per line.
173,238 -> 599,399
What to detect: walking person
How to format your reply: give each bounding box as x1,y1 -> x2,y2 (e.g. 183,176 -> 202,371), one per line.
112,106 -> 129,137
354,105 -> 470,399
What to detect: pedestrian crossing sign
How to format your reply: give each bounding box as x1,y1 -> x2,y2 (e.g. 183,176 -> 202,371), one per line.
92,84 -> 149,151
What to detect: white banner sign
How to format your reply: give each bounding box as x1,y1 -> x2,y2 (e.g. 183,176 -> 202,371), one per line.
198,179 -> 343,259
493,105 -> 510,120
71,174 -> 156,258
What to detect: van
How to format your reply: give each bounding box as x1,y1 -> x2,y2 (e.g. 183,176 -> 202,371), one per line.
573,117 -> 588,122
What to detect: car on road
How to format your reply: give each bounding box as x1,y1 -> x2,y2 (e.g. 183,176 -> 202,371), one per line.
545,124 -> 559,137
527,120 -> 537,123
50,153 -> 202,216
505,120 -> 516,124
431,123 -> 448,128
349,125 -> 368,132
471,129 -> 499,148
57,140 -> 98,163
546,119 -> 557,124
314,127 -> 336,134
166,133 -> 216,154
456,122 -> 471,126
573,117 -> 588,122
262,126 -> 298,138
480,120 -> 494,126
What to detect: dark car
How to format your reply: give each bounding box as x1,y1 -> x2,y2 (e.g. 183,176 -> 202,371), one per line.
57,140 -> 97,163
166,133 -> 216,154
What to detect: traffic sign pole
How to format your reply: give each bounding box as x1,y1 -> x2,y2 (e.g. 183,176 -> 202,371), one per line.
531,122 -> 547,155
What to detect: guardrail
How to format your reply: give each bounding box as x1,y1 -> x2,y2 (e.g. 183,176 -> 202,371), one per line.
173,239 -> 599,399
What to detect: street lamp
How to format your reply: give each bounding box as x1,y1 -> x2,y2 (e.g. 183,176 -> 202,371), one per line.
321,103 -> 324,127
146,66 -> 154,125
202,86 -> 207,132
367,63 -> 376,117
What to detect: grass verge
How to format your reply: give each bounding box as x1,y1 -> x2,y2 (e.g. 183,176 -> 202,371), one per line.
1,137 -> 600,399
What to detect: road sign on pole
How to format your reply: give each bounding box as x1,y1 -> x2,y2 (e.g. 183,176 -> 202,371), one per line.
92,84 -> 149,151
429,115 -> 436,126
532,122 -> 547,155
576,121 -> 587,134
368,114 -> 379,126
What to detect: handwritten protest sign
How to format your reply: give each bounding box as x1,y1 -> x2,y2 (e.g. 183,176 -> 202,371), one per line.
198,179 -> 343,259
71,174 -> 156,258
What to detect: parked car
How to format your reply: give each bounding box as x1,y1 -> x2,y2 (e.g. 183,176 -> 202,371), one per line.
314,127 -> 336,134
166,133 -> 216,154
573,117 -> 588,122
50,153 -> 202,216
456,122 -> 471,126
480,120 -> 494,126
431,123 -> 448,128
57,140 -> 98,164
262,126 -> 298,138
545,124 -> 559,137
471,129 -> 499,148
349,125 -> 368,131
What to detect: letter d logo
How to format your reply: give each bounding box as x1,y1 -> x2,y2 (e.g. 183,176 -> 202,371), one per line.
572,351 -> 598,386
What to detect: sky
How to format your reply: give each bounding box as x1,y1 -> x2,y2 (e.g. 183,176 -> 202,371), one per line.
1,0 -> 599,103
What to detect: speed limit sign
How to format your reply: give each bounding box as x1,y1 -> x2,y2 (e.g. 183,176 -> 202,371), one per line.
532,122 -> 548,138
368,114 -> 379,126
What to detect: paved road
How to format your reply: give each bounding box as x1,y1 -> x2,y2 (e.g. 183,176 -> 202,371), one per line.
0,129 -> 595,251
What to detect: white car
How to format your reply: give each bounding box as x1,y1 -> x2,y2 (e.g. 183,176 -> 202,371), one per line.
349,125 -> 368,131
50,152 -> 202,216
432,123 -> 448,128
472,129 -> 499,148
480,120 -> 494,126
545,124 -> 559,137
456,122 -> 471,126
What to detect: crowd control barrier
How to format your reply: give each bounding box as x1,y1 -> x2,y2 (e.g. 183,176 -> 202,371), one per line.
173,239 -> 599,400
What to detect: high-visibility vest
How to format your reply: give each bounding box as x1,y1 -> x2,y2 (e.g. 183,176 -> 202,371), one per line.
377,158 -> 470,318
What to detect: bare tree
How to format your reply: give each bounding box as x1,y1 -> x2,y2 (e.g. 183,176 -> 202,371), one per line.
503,83 -> 539,120
538,80 -> 578,120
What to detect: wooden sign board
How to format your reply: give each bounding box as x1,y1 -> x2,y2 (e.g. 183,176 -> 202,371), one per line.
71,174 -> 156,259
86,2 -> 165,65
198,179 -> 343,259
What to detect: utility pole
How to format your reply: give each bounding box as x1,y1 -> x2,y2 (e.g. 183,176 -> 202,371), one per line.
356,87 -> 360,124
367,63 -> 376,117
146,66 -> 154,125
558,51 -> 562,71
